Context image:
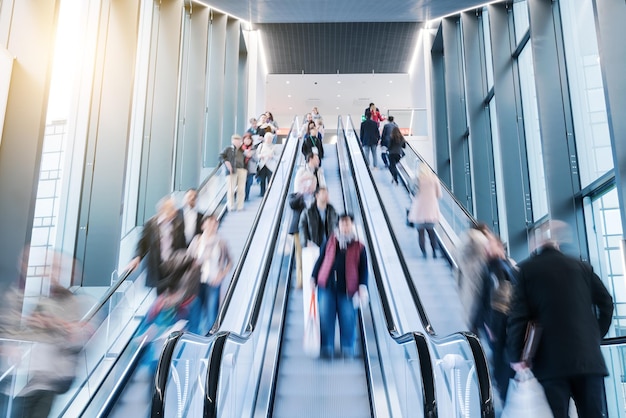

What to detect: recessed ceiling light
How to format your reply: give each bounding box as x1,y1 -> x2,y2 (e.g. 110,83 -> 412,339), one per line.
337,81 -> 341,84
386,94 -> 390,97
337,94 -> 341,98
389,80 -> 393,83
289,106 -> 293,110
336,107 -> 340,110
287,94 -> 291,98
286,81 -> 290,84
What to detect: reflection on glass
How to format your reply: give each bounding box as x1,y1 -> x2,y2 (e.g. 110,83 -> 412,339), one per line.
585,188 -> 623,336
559,0 -> 612,187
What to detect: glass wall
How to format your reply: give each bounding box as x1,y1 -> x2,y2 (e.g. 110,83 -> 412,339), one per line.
517,44 -> 548,221
26,0 -> 99,294
585,187 -> 624,336
559,0 -> 612,187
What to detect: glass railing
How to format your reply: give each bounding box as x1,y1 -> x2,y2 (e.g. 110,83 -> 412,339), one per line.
0,338 -> 35,417
602,337 -> 626,416
0,161 -> 229,418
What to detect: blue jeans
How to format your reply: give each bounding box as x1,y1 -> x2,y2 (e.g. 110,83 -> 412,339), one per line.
318,285 -> 357,357
363,144 -> 378,167
245,173 -> 254,201
199,283 -> 221,334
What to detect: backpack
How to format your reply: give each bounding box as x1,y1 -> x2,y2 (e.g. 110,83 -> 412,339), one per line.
490,259 -> 517,314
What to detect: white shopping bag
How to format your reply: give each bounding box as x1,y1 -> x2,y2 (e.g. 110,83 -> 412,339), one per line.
302,287 -> 320,358
301,245 -> 319,322
501,368 -> 553,418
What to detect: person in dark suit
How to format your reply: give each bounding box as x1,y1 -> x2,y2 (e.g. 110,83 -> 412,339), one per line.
126,196 -> 187,294
359,110 -> 381,168
179,188 -> 203,247
298,186 -> 338,249
506,225 -> 613,418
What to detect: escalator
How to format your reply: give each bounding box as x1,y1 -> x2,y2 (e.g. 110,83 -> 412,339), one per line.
153,123 -> 439,417
52,121 -> 301,417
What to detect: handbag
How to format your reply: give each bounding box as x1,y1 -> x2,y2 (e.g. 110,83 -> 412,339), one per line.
501,368 -> 552,418
521,321 -> 542,367
303,288 -> 320,358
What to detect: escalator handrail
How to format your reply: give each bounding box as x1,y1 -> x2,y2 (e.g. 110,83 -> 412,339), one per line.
346,115 -> 495,417
209,117 -> 298,334
151,330 -> 184,417
204,331 -> 230,418
337,117 -> 438,417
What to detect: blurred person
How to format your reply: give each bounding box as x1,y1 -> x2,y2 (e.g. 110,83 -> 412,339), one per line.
457,226 -> 490,331
408,164 -> 442,258
311,106 -> 322,124
241,133 -> 258,201
387,126 -> 406,185
187,214 -> 232,334
302,125 -> 324,161
380,116 -> 398,167
4,261 -> 90,418
179,188 -> 203,247
360,110 -> 381,169
126,196 -> 186,294
316,118 -> 325,142
506,222 -> 613,418
299,187 -> 338,250
299,113 -> 313,138
135,249 -> 202,374
471,230 -> 517,403
311,213 -> 368,358
258,111 -> 278,140
246,117 -> 259,138
219,134 -> 247,211
256,132 -> 278,196
366,103 -> 385,127
289,153 -> 325,288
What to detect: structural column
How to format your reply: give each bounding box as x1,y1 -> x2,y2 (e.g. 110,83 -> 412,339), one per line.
488,2 -> 532,260
442,17 -> 473,212
527,0 -> 586,258
0,0 -> 59,287
461,11 -> 499,230
594,0 -> 626,236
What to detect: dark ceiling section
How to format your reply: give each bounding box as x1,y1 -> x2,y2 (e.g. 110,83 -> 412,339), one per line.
258,22 -> 423,74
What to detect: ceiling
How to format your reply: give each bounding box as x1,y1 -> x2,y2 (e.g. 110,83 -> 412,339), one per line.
198,0 -> 496,74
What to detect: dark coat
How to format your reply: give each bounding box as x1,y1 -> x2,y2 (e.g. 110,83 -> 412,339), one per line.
288,193 -> 307,235
506,246 -> 613,380
135,215 -> 187,289
301,133 -> 324,159
381,122 -> 397,148
298,203 -> 338,248
359,119 -> 380,147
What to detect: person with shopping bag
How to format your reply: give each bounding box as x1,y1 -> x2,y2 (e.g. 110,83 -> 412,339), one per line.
299,186 -> 339,325
311,213 -> 368,359
505,221 -> 613,418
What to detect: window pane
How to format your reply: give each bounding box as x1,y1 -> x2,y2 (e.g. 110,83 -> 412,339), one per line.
584,188 -> 622,337
489,97 -> 508,245
513,0 -> 529,45
518,44 -> 548,220
559,0 -> 612,187
482,8 -> 494,89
